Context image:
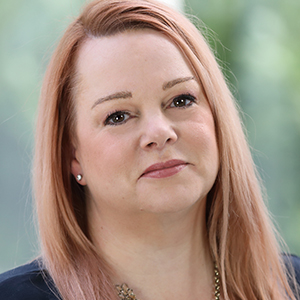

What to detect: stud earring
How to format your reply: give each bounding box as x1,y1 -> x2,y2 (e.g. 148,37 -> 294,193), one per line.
76,174 -> 82,181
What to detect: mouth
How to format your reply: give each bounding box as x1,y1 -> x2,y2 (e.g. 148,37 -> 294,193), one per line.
140,159 -> 188,179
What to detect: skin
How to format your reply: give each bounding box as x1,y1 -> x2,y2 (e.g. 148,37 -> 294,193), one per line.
71,30 -> 219,299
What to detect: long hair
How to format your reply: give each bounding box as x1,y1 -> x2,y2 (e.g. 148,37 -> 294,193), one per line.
34,0 -> 297,299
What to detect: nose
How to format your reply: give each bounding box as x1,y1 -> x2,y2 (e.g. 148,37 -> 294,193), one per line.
139,113 -> 178,150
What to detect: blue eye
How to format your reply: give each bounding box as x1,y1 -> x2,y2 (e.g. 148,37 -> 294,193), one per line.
104,111 -> 130,126
170,94 -> 196,108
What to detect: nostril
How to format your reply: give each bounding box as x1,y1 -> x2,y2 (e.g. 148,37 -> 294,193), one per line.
147,142 -> 155,147
140,123 -> 178,150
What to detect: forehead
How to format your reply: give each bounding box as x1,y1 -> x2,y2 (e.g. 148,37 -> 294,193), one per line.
78,29 -> 184,63
75,29 -> 193,91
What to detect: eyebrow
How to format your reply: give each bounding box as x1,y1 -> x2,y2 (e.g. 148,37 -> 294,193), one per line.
91,91 -> 132,109
162,76 -> 195,90
91,76 -> 195,109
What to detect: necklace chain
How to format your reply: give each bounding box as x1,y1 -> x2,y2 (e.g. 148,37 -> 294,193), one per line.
214,263 -> 221,300
115,263 -> 221,300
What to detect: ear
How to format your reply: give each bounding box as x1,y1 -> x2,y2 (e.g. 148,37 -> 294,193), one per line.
71,149 -> 87,186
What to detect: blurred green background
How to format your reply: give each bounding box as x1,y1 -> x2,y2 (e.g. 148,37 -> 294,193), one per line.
0,0 -> 299,273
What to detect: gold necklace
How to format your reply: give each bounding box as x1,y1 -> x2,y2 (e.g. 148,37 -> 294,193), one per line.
115,263 -> 221,300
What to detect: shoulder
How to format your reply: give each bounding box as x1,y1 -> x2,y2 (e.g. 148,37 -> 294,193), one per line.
0,259 -> 61,300
282,253 -> 300,297
283,254 -> 300,280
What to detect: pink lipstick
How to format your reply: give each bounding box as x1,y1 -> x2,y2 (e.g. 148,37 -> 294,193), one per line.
140,159 -> 188,179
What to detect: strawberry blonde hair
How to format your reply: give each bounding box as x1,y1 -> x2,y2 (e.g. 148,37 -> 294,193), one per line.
34,0 -> 298,299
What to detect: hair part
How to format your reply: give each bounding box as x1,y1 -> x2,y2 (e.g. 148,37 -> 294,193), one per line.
34,0 -> 297,299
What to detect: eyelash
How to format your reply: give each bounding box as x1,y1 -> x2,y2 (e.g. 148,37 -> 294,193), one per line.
168,93 -> 196,109
104,93 -> 196,126
104,110 -> 131,126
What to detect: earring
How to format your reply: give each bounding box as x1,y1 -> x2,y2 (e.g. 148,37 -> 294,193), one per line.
76,174 -> 82,181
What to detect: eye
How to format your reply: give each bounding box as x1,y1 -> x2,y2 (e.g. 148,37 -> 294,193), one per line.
169,94 -> 196,108
104,110 -> 130,126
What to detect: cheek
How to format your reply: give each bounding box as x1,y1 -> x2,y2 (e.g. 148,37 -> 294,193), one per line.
185,110 -> 219,169
78,130 -> 134,178
187,110 -> 217,148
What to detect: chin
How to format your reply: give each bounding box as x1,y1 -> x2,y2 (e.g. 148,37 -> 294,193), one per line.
138,187 -> 207,215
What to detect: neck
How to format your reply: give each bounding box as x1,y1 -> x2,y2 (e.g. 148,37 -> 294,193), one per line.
87,199 -> 214,300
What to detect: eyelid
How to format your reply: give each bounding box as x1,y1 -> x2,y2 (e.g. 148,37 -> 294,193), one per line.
103,93 -> 197,126
104,110 -> 132,126
166,93 -> 197,108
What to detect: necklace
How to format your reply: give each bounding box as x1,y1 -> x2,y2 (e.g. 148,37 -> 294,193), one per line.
115,263 -> 221,300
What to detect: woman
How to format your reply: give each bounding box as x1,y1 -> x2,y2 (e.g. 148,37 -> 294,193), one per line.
0,0 -> 299,299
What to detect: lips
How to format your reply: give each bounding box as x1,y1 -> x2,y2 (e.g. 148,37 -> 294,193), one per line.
140,159 -> 188,179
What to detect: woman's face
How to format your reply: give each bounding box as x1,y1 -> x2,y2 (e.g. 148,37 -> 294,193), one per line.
71,30 -> 219,215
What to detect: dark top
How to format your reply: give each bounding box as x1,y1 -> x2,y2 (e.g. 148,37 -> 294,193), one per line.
0,259 -> 60,300
0,255 -> 300,299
